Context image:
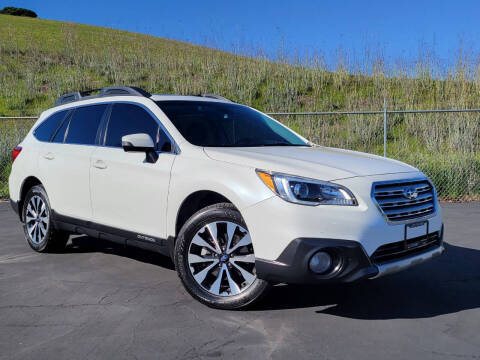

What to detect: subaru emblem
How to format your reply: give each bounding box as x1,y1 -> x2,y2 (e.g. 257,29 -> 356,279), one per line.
403,186 -> 418,200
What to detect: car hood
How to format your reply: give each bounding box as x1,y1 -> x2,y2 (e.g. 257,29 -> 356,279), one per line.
203,146 -> 419,181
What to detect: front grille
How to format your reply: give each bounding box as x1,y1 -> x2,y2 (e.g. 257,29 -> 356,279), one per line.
370,232 -> 440,264
373,179 -> 436,222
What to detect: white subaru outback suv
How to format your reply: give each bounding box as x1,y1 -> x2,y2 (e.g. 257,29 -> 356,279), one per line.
9,86 -> 444,309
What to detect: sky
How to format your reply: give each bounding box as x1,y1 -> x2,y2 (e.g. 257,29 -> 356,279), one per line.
5,0 -> 480,72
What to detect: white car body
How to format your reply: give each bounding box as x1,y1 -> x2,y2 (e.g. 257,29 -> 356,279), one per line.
9,89 -> 444,306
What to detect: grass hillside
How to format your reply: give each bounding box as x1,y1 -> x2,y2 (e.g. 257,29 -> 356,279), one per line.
2,15 -> 480,115
0,14 -> 479,199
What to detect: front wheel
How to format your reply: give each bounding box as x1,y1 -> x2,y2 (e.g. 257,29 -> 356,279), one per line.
174,203 -> 269,309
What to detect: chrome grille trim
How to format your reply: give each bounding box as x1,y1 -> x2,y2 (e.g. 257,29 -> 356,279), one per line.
372,178 -> 437,223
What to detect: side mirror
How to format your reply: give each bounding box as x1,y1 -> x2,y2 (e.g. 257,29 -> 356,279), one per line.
121,133 -> 158,163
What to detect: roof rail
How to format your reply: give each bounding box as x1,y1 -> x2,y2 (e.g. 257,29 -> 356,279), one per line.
197,94 -> 232,102
54,86 -> 152,106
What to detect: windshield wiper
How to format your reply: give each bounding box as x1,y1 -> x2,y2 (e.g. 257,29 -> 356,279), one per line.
259,141 -> 311,147
231,140 -> 305,147
258,143 -> 296,146
213,141 -> 311,147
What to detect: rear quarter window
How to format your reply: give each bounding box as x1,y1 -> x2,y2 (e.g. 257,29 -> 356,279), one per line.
65,104 -> 108,145
33,110 -> 69,142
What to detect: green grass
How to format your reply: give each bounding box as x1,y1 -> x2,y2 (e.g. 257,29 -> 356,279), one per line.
0,14 -> 479,200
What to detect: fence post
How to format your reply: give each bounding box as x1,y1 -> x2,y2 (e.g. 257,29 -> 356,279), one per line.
383,97 -> 387,157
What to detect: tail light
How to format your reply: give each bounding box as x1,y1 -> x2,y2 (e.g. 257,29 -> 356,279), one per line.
12,146 -> 22,163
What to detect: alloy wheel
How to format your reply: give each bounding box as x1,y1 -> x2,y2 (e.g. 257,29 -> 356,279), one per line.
187,221 -> 257,296
25,195 -> 49,245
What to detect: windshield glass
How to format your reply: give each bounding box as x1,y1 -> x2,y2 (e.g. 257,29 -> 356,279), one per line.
155,101 -> 309,147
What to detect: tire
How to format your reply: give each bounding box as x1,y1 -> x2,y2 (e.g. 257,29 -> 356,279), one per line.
22,185 -> 69,253
174,203 -> 269,309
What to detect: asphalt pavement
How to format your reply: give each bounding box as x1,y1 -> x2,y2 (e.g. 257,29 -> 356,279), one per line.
0,201 -> 479,360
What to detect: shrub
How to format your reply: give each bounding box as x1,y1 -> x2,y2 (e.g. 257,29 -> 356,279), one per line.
0,7 -> 37,18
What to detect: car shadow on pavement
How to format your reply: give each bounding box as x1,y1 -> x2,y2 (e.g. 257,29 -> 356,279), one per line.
67,235 -> 175,270
253,243 -> 480,319
64,237 -> 480,318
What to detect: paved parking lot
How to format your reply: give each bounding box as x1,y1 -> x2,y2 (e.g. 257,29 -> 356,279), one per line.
0,201 -> 479,360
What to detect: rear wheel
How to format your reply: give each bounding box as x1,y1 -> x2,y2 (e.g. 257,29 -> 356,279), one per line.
22,185 -> 69,252
174,203 -> 269,309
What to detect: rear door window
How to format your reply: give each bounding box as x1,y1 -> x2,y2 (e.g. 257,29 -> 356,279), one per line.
105,103 -> 170,151
65,104 -> 108,145
33,110 -> 69,142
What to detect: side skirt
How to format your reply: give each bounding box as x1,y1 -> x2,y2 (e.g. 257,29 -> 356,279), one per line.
51,210 -> 172,258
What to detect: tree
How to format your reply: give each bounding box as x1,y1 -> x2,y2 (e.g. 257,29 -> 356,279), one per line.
0,7 -> 37,18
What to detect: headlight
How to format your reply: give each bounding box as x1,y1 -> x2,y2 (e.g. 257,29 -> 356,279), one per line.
256,170 -> 357,206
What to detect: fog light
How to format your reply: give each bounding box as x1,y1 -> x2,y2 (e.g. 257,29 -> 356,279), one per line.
309,251 -> 332,274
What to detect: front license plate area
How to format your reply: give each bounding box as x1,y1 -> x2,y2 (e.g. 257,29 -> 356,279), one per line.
405,220 -> 428,241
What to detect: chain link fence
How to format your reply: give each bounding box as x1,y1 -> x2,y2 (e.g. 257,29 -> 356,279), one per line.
1,109 -> 480,200
267,109 -> 480,201
0,117 -> 36,197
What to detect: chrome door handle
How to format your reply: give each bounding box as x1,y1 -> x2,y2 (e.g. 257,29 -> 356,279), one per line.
43,152 -> 55,160
93,160 -> 107,169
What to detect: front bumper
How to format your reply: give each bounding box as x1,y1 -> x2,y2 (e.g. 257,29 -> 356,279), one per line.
372,243 -> 444,279
242,172 -> 443,262
255,226 -> 444,284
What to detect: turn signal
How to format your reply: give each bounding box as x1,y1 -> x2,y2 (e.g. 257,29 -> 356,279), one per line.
256,170 -> 276,193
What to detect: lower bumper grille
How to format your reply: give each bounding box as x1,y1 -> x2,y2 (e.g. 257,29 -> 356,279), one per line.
371,232 -> 441,264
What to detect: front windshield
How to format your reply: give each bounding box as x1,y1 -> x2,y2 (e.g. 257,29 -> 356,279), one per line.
155,101 -> 309,147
